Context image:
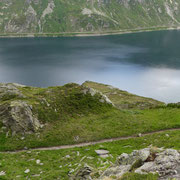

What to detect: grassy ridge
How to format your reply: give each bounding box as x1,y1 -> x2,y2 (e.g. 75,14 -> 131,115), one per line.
0,82 -> 180,151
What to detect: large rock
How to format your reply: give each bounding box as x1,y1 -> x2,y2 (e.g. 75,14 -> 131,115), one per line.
100,148 -> 150,179
0,100 -> 41,135
135,149 -> 180,180
99,148 -> 180,180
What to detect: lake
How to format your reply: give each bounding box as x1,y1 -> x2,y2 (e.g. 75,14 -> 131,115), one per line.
0,30 -> 180,103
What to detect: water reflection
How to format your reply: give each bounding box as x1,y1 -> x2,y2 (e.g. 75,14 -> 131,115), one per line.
0,30 -> 180,103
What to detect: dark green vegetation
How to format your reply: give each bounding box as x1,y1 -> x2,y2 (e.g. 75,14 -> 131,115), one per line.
1,0 -> 180,35
0,81 -> 180,152
1,129 -> 180,179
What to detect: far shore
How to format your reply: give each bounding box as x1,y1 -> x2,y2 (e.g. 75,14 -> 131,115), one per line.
0,26 -> 180,38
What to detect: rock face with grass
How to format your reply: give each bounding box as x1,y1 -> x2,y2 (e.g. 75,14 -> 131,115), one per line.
0,81 -> 168,136
0,82 -> 116,135
83,81 -> 164,109
99,147 -> 180,180
0,81 -> 166,136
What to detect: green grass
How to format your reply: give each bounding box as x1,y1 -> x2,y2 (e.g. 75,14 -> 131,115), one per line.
0,130 -> 179,179
0,82 -> 180,151
1,106 -> 180,151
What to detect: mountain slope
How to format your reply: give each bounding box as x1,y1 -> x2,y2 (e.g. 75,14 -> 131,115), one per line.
1,0 -> 180,34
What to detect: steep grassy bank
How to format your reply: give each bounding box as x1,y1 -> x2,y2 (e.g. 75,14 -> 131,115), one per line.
1,0 -> 180,35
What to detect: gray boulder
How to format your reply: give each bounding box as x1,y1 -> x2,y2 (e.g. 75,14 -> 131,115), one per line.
135,149 -> 180,180
0,100 -> 41,135
99,148 -> 180,180
72,165 -> 93,180
82,87 -> 114,106
0,83 -> 26,101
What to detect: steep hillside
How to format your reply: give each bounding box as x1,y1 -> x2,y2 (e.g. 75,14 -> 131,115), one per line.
1,0 -> 180,35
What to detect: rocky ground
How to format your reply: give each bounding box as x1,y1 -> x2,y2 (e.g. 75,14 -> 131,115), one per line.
74,147 -> 180,180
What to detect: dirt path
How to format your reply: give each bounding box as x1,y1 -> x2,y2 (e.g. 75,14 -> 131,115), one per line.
2,128 -> 180,154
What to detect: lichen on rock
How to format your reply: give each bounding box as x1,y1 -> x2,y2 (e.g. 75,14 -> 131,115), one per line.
0,83 -> 26,101
0,100 -> 41,135
99,147 -> 180,180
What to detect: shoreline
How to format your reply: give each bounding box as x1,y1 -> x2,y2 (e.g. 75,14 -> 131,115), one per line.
0,26 -> 180,38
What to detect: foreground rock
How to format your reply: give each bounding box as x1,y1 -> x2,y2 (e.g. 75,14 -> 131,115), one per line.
100,147 -> 180,180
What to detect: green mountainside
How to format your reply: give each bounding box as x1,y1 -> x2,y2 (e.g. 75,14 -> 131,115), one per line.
1,0 -> 180,35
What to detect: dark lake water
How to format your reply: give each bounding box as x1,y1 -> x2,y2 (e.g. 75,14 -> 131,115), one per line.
1,30 -> 180,103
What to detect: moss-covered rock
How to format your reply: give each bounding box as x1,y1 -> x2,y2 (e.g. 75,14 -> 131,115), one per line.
0,100 -> 41,135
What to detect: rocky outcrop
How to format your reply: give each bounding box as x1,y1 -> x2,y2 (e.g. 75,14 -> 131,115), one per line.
82,87 -> 114,106
100,147 -> 180,180
83,81 -> 164,110
72,165 -> 93,180
0,83 -> 42,135
0,100 -> 41,135
0,83 -> 25,101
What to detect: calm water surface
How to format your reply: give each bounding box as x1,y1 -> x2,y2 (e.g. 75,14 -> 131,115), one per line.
0,30 -> 180,103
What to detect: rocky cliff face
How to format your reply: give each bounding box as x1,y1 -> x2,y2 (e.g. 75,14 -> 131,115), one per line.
1,0 -> 180,34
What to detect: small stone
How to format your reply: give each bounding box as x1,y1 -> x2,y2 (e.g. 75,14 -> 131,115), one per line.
65,155 -> 70,158
95,150 -> 110,158
138,133 -> 142,137
36,160 -> 41,164
166,134 -> 170,137
24,169 -> 30,174
0,171 -> 6,176
69,169 -> 75,174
